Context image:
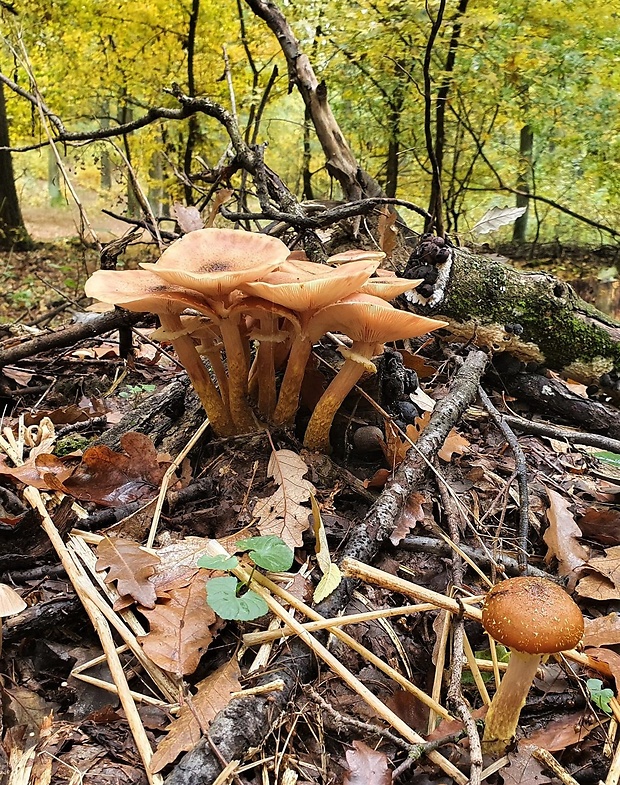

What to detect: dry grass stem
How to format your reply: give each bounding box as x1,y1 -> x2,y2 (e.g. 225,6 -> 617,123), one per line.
463,633 -> 491,705
428,610 -> 451,734
531,747 -> 580,785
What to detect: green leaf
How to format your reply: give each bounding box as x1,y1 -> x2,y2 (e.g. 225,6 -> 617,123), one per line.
206,576 -> 268,621
236,535 -> 294,572
593,451 -> 620,468
587,678 -> 614,714
197,554 -> 239,571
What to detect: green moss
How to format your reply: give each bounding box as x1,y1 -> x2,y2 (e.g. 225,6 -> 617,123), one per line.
55,434 -> 90,456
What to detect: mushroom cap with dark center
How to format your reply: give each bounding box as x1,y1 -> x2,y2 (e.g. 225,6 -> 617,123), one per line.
140,228 -> 290,297
482,576 -> 584,655
0,584 -> 26,618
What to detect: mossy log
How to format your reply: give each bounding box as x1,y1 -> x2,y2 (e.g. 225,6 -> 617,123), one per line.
415,249 -> 620,384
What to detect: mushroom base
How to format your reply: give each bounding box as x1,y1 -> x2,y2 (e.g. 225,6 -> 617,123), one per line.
482,649 -> 541,755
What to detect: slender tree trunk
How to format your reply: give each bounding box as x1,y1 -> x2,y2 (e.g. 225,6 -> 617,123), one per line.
47,145 -> 63,206
0,83 -> 31,249
301,107 -> 314,200
183,0 -> 200,205
385,61 -> 405,198
513,124 -> 533,243
100,101 -> 112,190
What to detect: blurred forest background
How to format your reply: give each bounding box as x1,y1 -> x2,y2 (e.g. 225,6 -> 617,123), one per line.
0,0 -> 619,249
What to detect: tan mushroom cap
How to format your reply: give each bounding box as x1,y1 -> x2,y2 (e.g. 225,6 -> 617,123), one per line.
85,269 -> 217,317
360,276 -> 423,300
0,584 -> 26,617
140,228 -> 290,296
241,259 -> 381,312
315,293 -> 448,344
482,577 -> 584,655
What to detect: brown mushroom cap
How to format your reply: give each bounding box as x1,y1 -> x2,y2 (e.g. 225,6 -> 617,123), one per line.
140,228 -> 290,296
482,577 -> 584,655
0,584 -> 26,618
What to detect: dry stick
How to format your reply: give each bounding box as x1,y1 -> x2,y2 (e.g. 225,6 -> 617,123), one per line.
202,540 -> 468,785
22,487 -> 161,784
242,599 -> 482,647
249,571 -> 455,722
439,467 -> 483,785
478,386 -> 530,572
340,557 -> 612,678
530,747 -> 581,785
146,416 -> 212,548
503,414 -> 620,454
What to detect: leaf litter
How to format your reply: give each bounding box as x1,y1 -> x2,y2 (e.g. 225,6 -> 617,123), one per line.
5,294 -> 620,785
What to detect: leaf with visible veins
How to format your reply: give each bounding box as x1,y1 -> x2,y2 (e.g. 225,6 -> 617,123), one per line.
96,536 -> 159,609
543,488 -> 589,589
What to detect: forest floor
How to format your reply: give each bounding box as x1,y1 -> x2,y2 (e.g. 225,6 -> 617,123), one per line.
1,224 -> 620,785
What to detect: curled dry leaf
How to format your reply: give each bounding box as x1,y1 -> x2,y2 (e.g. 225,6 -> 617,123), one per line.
584,614 -> 620,648
583,647 -> 620,691
578,507 -> 620,547
390,490 -> 426,546
139,571 -> 217,676
96,536 -> 159,609
253,449 -> 314,549
46,432 -> 168,507
437,430 -> 470,462
543,488 -> 589,589
576,571 -> 619,602
343,740 -> 391,785
524,710 -> 598,752
150,657 -> 241,772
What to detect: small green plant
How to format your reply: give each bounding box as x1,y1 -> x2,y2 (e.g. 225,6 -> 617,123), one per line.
462,644 -> 511,685
118,383 -> 157,401
198,535 -> 294,621
586,678 -> 614,714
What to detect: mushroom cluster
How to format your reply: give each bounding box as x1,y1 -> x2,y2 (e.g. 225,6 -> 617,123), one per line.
85,228 -> 447,450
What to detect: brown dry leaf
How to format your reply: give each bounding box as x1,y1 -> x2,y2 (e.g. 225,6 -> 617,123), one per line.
400,351 -> 435,379
576,571 -> 619,602
364,468 -> 390,489
3,686 -> 51,739
96,536 -> 159,609
377,206 -> 397,260
343,740 -> 391,785
380,423 -> 417,467
438,429 -> 470,462
584,647 -> 620,691
0,452 -> 73,490
585,545 -> 620,588
578,507 -> 620,546
173,202 -> 204,233
584,614 -> 620,648
205,189 -> 233,228
253,449 -> 314,548
150,658 -> 241,772
390,491 -> 426,546
2,367 -> 34,386
502,745 -> 552,785
524,710 -> 598,751
543,488 -> 589,588
46,431 -> 167,507
139,571 -> 216,676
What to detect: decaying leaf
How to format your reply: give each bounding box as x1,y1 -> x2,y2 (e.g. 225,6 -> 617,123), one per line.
502,745 -> 552,785
311,493 -> 341,603
139,571 -> 217,676
584,545 -> 620,589
584,614 -> 620,648
583,647 -> 620,692
524,710 -> 597,751
343,740 -> 391,785
472,205 -> 527,235
576,571 -> 619,602
96,536 -> 159,609
46,432 -> 168,507
173,202 -> 204,233
438,430 -> 470,462
252,449 -> 314,548
390,491 -> 426,546
578,508 -> 620,546
543,488 -> 589,588
150,658 -> 241,772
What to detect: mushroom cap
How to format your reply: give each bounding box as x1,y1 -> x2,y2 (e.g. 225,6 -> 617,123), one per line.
241,259 -> 381,312
482,577 -> 584,655
360,276 -> 423,300
85,269 -> 217,317
140,228 -> 289,297
313,293 -> 447,344
0,584 -> 26,618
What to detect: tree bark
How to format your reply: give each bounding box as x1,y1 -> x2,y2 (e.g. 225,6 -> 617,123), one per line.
0,82 -> 31,250
512,125 -> 533,243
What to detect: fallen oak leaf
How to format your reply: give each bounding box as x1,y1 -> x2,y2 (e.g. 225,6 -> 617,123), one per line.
139,571 -> 217,675
543,488 -> 589,589
150,657 -> 241,772
390,490 -> 427,546
96,536 -> 159,609
438,429 -> 470,462
253,449 -> 314,548
344,740 -> 391,785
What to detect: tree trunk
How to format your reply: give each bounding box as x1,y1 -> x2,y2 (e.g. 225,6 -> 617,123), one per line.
0,82 -> 31,250
512,125 -> 533,243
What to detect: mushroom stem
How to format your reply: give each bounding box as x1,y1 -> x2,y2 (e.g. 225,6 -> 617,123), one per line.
272,336 -> 313,425
303,342 -> 375,453
482,649 -> 541,753
255,313 -> 278,420
197,338 -> 229,408
218,316 -> 257,433
159,314 -> 234,436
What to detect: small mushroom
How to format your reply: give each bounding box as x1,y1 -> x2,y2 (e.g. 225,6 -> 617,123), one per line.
302,294 -> 447,452
0,584 -> 26,655
481,576 -> 584,754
